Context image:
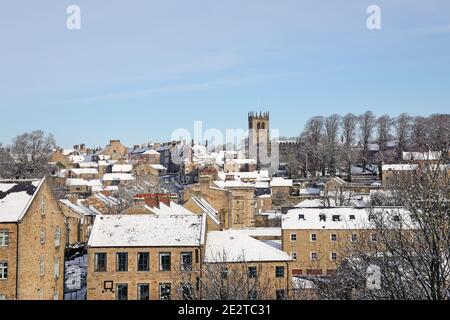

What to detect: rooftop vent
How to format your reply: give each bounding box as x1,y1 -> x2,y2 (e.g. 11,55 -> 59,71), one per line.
332,215 -> 341,222
298,214 -> 305,220
319,214 -> 326,222
349,215 -> 356,220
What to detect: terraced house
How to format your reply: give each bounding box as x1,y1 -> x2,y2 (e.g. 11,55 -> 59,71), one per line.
86,211 -> 207,300
281,207 -> 414,277
0,178 -> 66,300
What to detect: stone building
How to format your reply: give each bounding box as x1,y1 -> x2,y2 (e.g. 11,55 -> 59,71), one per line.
247,111 -> 271,169
86,213 -> 207,300
0,178 -> 66,300
59,198 -> 96,244
96,140 -> 128,161
183,178 -> 256,230
270,177 -> 293,208
203,230 -> 292,300
281,207 -> 413,277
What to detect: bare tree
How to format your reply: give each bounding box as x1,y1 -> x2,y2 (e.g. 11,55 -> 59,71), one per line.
170,250 -> 282,300
340,113 -> 358,182
317,162 -> 450,300
301,117 -> 324,177
358,111 -> 376,172
375,115 -> 392,179
2,130 -> 56,179
393,113 -> 411,161
324,114 -> 341,176
428,114 -> 450,161
0,143 -> 15,178
411,116 -> 429,152
198,252 -> 279,300
321,187 -> 355,208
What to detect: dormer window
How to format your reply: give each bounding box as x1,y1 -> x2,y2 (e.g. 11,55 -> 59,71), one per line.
298,214 -> 305,220
332,215 -> 341,222
393,215 -> 400,222
349,215 -> 355,220
319,214 -> 326,222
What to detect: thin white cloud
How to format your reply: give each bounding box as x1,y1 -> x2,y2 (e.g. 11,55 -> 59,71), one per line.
72,72 -> 302,103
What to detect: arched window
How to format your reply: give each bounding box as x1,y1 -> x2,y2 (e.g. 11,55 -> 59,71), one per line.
261,122 -> 265,130
257,122 -> 261,130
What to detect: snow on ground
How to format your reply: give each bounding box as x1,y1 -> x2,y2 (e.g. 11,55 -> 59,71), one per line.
64,254 -> 87,300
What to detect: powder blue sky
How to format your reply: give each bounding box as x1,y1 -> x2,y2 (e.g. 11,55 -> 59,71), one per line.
1,0 -> 449,148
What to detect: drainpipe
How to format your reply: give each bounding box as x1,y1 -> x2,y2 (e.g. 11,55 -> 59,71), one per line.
15,222 -> 19,300
285,261 -> 290,300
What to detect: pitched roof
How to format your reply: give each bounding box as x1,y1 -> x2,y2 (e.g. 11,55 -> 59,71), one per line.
88,214 -> 204,247
282,207 -> 414,230
271,177 -> 293,187
204,230 -> 292,263
191,196 -> 220,225
102,173 -> 135,181
59,199 -> 98,217
0,179 -> 45,222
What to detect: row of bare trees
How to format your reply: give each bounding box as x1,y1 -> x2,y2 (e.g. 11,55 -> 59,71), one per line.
290,112 -> 450,180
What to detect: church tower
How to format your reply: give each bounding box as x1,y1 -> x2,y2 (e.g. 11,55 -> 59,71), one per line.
248,111 -> 270,168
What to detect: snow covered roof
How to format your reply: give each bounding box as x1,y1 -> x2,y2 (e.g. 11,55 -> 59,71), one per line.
78,162 -> 99,168
88,214 -> 205,247
150,164 -> 166,170
402,151 -> 441,161
229,227 -> 281,237
218,170 -> 269,182
112,164 -> 133,173
295,199 -> 324,208
0,179 -> 44,222
282,207 -> 414,230
70,168 -> 99,175
204,230 -> 292,263
59,199 -> 98,217
191,196 -> 220,225
382,164 -> 418,171
69,155 -> 85,163
62,149 -> 80,156
65,178 -> 88,186
146,201 -> 194,216
299,188 -> 321,195
258,210 -> 282,220
271,177 -> 293,187
231,158 -> 257,165
255,181 -> 270,189
102,173 -> 135,181
104,186 -> 119,192
142,149 -> 160,155
213,180 -> 255,189
89,193 -> 120,208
